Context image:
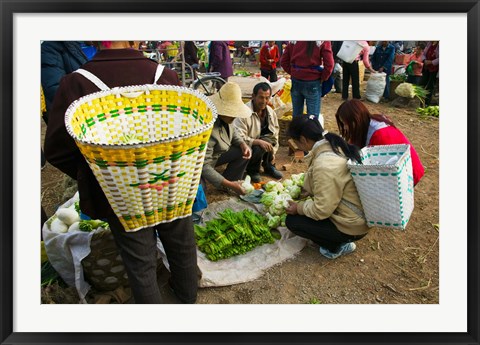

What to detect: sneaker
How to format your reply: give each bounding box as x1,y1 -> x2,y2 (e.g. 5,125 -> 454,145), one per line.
263,164 -> 283,180
319,242 -> 356,260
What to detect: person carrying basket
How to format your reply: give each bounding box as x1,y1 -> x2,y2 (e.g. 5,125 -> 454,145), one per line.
44,41 -> 199,304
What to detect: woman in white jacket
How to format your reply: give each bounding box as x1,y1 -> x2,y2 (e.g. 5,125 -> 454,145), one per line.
285,116 -> 369,259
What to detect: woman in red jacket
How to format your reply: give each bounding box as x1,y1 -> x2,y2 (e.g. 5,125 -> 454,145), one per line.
259,41 -> 280,82
335,99 -> 424,186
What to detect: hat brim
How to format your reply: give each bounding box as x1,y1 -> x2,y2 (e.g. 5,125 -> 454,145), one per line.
208,92 -> 252,119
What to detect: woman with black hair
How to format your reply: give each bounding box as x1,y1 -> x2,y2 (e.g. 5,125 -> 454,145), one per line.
284,116 -> 369,259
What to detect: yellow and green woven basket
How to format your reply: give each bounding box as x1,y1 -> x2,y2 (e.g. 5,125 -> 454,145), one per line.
65,85 -> 217,231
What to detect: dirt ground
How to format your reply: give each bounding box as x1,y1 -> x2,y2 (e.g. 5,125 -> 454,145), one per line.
41,62 -> 439,305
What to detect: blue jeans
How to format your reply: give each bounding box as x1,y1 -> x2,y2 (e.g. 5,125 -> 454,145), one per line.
291,78 -> 322,118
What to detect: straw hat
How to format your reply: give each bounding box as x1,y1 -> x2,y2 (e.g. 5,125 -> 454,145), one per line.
208,82 -> 252,119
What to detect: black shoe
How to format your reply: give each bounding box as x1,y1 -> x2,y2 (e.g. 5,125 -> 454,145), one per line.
248,172 -> 262,183
263,165 -> 283,180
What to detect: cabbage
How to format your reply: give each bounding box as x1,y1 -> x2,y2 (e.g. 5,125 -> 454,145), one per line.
286,185 -> 301,199
269,203 -> 285,216
291,173 -> 305,187
241,175 -> 255,194
260,191 -> 277,207
266,213 -> 281,229
264,181 -> 284,193
280,213 -> 287,227
395,82 -> 415,98
282,179 -> 294,188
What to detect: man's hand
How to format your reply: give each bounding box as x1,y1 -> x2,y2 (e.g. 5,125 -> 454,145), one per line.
253,139 -> 273,152
240,142 -> 252,159
285,200 -> 298,215
222,180 -> 246,195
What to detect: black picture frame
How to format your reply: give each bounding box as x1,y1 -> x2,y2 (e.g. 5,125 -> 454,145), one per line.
1,1 -> 479,344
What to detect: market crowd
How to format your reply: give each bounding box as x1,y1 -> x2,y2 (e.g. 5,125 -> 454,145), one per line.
41,40 -> 434,304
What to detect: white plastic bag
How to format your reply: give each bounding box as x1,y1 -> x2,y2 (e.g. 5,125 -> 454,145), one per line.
337,41 -> 364,64
365,72 -> 387,103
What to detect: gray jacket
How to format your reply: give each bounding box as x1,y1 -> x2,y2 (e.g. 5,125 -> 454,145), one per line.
201,119 -> 245,188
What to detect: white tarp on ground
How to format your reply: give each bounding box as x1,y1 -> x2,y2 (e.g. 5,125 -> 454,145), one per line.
158,197 -> 308,287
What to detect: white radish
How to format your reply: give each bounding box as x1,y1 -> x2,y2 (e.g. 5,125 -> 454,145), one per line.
67,221 -> 81,233
50,218 -> 68,233
55,208 -> 80,226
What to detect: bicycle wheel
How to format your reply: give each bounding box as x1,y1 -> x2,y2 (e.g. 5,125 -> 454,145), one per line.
192,76 -> 226,96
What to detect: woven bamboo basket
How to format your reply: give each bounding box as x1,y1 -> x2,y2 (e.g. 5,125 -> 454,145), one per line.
347,144 -> 414,230
278,111 -> 292,147
65,85 -> 217,231
81,227 -> 130,292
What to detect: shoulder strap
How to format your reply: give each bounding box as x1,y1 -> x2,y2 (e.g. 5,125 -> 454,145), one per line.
74,69 -> 110,91
316,151 -> 366,220
153,64 -> 165,84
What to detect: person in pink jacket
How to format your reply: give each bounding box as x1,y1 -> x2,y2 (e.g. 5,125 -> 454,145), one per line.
342,40 -> 376,100
406,42 -> 425,85
335,99 -> 424,186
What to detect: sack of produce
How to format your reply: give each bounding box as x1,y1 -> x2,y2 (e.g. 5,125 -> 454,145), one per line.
365,72 -> 387,103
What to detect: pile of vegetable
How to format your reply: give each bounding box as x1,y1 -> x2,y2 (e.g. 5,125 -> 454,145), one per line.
258,173 -> 305,228
389,74 -> 407,82
48,202 -> 109,234
194,209 -> 279,261
233,69 -> 251,77
394,82 -> 429,107
416,105 -> 439,118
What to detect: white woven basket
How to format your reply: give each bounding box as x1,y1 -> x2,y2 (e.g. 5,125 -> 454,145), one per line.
347,144 -> 414,230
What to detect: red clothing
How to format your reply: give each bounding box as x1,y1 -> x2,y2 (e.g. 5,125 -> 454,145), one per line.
280,41 -> 334,81
259,43 -> 279,70
368,126 -> 425,186
423,42 -> 439,73
407,53 -> 424,76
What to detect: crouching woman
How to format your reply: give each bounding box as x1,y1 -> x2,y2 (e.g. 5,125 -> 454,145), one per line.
285,116 -> 369,259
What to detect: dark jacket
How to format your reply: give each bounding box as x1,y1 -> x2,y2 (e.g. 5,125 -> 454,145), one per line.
184,41 -> 199,66
371,43 -> 395,74
208,41 -> 233,79
41,41 -> 88,111
44,49 -> 180,219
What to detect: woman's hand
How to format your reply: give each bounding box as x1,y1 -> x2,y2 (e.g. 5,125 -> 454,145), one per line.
299,188 -> 311,199
240,142 -> 252,160
285,200 -> 298,215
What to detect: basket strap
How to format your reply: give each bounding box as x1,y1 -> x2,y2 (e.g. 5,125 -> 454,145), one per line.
316,151 -> 366,220
340,199 -> 366,220
153,64 -> 165,84
74,69 -> 110,91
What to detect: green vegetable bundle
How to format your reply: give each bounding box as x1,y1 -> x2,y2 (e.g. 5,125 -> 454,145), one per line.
416,105 -> 439,118
412,84 -> 430,107
389,74 -> 407,82
233,69 -> 252,77
194,209 -> 276,261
